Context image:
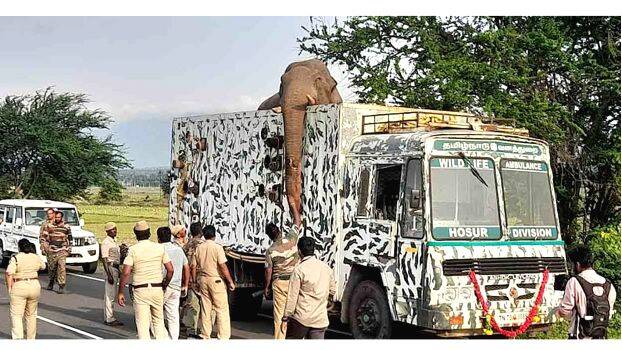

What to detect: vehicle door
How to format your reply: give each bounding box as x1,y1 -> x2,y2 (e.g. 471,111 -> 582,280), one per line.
395,158 -> 426,303
1,206 -> 19,253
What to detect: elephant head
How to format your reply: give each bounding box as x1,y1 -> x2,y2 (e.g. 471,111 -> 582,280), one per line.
258,59 -> 342,226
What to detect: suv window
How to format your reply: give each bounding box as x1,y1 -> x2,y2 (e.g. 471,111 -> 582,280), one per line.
5,207 -> 14,224
403,159 -> 424,238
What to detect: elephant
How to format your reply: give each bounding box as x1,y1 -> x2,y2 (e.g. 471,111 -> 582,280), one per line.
258,58 -> 343,227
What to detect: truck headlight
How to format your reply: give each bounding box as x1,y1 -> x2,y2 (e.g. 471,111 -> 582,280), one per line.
85,236 -> 98,245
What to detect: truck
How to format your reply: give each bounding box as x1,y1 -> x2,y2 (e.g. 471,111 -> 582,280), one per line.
168,103 -> 567,338
0,199 -> 100,273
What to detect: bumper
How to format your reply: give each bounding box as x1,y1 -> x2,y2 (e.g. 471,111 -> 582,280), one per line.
67,244 -> 99,264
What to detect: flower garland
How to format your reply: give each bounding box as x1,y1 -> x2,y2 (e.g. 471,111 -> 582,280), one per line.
468,268 -> 549,338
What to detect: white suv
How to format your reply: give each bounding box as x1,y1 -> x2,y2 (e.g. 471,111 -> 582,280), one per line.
0,199 -> 100,274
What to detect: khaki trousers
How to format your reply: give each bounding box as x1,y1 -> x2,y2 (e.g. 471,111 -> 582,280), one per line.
104,269 -> 119,323
272,279 -> 290,339
182,288 -> 201,334
133,285 -> 167,340
10,280 -> 41,339
47,252 -> 67,287
197,276 -> 230,339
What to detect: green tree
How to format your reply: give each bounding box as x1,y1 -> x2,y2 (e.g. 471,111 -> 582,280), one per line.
0,88 -> 129,200
98,178 -> 124,203
299,16 -> 621,242
160,170 -> 172,197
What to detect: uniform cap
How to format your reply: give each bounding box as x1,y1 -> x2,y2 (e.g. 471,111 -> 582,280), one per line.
104,222 -> 117,231
171,224 -> 185,236
134,220 -> 150,232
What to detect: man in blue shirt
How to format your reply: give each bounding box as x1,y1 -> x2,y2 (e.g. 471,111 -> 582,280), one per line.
157,227 -> 189,339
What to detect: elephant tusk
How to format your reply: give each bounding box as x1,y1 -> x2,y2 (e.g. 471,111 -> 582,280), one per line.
271,106 -> 282,113
306,94 -> 317,105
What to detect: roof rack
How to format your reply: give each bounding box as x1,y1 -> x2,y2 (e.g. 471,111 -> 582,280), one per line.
361,109 -> 529,137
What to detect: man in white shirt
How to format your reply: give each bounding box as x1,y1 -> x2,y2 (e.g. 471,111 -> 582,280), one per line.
157,226 -> 189,339
556,245 -> 617,339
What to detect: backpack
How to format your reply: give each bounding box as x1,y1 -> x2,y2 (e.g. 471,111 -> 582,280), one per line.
575,275 -> 612,339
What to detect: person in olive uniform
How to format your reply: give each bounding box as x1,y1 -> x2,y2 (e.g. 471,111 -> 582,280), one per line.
40,211 -> 72,293
181,222 -> 204,337
264,222 -> 300,339
190,225 -> 235,339
117,220 -> 174,340
5,239 -> 46,339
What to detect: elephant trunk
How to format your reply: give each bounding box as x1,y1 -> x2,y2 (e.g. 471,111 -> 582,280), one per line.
281,105 -> 306,226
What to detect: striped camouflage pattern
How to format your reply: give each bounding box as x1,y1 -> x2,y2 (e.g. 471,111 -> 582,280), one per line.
40,221 -> 72,254
265,226 -> 300,279
170,103 -> 566,334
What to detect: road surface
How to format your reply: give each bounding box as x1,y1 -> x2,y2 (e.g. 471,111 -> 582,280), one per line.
0,266 -> 354,339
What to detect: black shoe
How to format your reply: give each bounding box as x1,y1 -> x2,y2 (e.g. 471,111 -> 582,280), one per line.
104,320 -> 124,327
57,286 -> 65,294
46,283 -> 54,291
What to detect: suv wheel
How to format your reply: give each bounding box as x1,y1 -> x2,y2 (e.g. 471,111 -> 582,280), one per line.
82,261 -> 98,274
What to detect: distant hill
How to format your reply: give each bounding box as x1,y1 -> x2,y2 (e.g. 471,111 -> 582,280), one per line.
118,167 -> 168,187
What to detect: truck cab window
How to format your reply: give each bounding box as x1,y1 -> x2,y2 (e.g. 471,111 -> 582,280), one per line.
403,159 -> 423,238
374,164 -> 403,221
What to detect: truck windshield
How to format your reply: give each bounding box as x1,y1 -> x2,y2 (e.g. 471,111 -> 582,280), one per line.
501,160 -> 558,239
25,207 -> 80,226
430,157 -> 501,240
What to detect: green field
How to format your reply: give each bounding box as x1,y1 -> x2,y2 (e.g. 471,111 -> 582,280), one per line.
77,187 -> 168,244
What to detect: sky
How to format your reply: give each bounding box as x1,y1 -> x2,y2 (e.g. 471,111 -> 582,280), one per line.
0,17 -> 354,168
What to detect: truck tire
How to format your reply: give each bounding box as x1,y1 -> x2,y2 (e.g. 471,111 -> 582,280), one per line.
82,261 -> 98,274
348,280 -> 392,339
228,288 -> 262,321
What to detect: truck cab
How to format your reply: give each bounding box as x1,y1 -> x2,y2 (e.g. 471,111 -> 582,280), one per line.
0,199 -> 99,273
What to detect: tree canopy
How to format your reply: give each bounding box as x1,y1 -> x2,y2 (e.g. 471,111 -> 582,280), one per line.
0,88 -> 129,200
299,16 -> 621,242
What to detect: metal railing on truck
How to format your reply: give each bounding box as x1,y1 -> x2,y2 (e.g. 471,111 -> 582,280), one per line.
361,109 -> 529,137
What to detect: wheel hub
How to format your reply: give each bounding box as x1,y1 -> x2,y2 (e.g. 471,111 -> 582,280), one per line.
356,297 -> 381,335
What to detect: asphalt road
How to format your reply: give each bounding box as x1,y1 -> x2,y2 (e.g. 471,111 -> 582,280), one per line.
0,266 -> 354,339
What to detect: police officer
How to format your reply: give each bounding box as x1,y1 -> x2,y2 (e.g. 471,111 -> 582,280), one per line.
190,225 -> 235,339
101,222 -> 123,327
39,208 -> 55,238
264,223 -> 300,339
181,222 -> 204,337
117,220 -> 174,340
40,211 -> 72,293
171,224 -> 188,247
5,239 -> 46,339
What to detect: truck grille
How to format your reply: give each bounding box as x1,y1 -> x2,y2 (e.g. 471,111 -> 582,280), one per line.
72,238 -> 86,246
442,257 -> 566,276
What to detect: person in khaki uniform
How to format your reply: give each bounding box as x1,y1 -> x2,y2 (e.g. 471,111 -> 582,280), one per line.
40,211 -> 72,293
264,222 -> 300,339
101,221 -> 123,327
117,220 -> 174,340
282,237 -> 336,339
5,239 -> 46,339
171,224 -> 188,247
190,225 -> 235,339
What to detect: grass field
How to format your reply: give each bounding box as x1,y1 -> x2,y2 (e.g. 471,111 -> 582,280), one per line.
77,187 -> 168,244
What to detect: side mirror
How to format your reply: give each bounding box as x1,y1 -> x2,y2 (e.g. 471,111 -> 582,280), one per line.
79,219 -> 85,227
409,189 -> 422,210
15,217 -> 23,227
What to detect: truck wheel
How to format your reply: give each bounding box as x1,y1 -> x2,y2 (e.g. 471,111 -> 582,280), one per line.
228,288 -> 262,321
0,242 -> 8,268
82,261 -> 98,274
348,280 -> 392,339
